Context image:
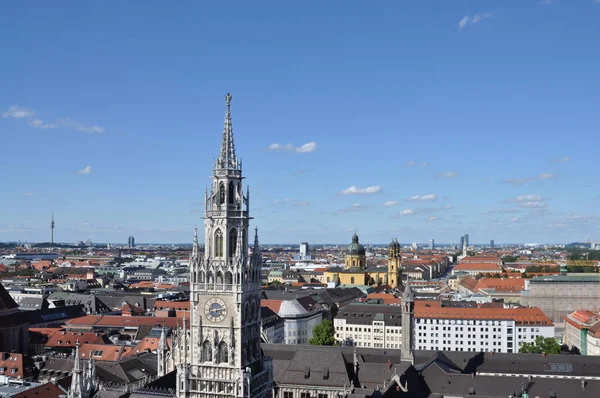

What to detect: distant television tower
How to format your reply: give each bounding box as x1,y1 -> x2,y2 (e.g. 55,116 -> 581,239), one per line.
50,211 -> 55,244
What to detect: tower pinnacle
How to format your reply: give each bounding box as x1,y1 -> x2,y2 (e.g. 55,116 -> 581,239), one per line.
50,211 -> 55,245
218,92 -> 237,170
192,227 -> 199,258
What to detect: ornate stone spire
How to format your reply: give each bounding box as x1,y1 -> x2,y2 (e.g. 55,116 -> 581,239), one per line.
402,278 -> 414,302
218,93 -> 237,170
68,339 -> 85,398
192,227 -> 199,258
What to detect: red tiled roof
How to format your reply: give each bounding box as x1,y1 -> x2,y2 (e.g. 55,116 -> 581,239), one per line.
11,382 -> 64,398
261,299 -> 283,314
66,315 -> 182,329
0,353 -> 35,379
367,293 -> 401,305
45,331 -> 105,348
454,263 -> 502,272
416,307 -> 553,325
79,343 -> 131,362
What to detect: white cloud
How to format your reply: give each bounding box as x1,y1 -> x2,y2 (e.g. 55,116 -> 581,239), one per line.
273,198 -> 310,206
406,160 -> 427,167
76,166 -> 93,175
504,177 -> 530,186
458,15 -> 470,31
296,142 -> 318,153
399,209 -> 416,216
553,156 -> 570,163
24,192 -> 34,196
337,203 -> 368,214
520,201 -> 546,208
2,105 -> 105,134
505,173 -> 557,185
338,185 -> 382,195
60,118 -> 105,134
267,141 -> 317,153
383,201 -> 399,207
408,194 -> 437,201
428,216 -> 439,221
458,13 -> 492,31
437,172 -> 458,178
514,195 -> 543,202
3,105 -> 35,119
537,173 -> 558,180
29,119 -> 56,129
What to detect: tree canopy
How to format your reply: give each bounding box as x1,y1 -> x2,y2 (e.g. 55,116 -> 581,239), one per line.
519,336 -> 561,354
309,319 -> 337,346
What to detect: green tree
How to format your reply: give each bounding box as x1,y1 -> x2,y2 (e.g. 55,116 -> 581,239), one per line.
309,319 -> 337,346
519,336 -> 561,354
502,255 -> 519,263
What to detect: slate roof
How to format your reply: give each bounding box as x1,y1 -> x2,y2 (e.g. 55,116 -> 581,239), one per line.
339,303 -> 403,326
0,282 -> 19,312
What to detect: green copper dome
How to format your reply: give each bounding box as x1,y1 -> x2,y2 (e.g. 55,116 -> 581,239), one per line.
347,233 -> 366,256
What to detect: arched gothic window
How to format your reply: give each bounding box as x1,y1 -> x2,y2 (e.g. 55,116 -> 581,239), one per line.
229,228 -> 237,256
216,271 -> 223,285
228,181 -> 234,204
199,271 -> 205,283
225,271 -> 233,290
217,341 -> 228,364
202,340 -> 212,362
219,182 -> 225,204
215,229 -> 223,257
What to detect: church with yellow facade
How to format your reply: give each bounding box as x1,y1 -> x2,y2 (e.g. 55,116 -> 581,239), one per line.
323,233 -> 402,289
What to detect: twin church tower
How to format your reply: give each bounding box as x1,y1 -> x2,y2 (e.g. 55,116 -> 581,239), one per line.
174,93 -> 273,397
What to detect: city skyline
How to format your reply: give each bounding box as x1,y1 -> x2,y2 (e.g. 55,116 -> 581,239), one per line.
2,2 -> 600,244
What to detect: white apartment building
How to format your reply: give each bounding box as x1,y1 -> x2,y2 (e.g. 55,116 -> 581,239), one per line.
333,303 -> 403,349
563,310 -> 600,355
278,298 -> 322,345
415,307 -> 554,354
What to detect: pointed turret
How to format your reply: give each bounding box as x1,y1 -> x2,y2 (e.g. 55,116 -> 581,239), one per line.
217,93 -> 238,170
192,227 -> 199,258
68,339 -> 87,398
158,323 -> 168,377
402,279 -> 414,302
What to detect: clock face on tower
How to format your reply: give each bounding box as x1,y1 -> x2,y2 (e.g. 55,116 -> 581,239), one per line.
204,297 -> 228,323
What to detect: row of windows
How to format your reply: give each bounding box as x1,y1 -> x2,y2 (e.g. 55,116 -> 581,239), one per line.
340,326 -> 401,333
283,392 -> 328,398
417,319 -> 504,326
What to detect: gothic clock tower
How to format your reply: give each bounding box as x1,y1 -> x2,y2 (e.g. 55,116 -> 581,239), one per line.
178,93 -> 273,398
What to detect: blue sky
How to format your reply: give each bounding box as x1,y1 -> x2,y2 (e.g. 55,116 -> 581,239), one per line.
1,1 -> 599,245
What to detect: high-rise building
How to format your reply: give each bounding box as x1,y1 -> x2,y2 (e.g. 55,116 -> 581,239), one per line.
181,93 -> 272,398
128,235 -> 135,248
429,239 -> 435,250
299,242 -> 309,260
490,239 -> 495,249
459,236 -> 464,250
464,234 -> 469,248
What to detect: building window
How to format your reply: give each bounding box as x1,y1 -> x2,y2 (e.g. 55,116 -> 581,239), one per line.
217,341 -> 229,364
215,229 -> 224,257
284,393 -> 294,398
219,182 -> 225,204
229,228 -> 238,256
228,181 -> 234,204
202,340 -> 212,362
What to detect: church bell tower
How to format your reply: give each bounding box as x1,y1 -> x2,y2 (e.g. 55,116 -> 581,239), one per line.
179,93 -> 272,398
